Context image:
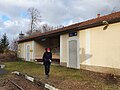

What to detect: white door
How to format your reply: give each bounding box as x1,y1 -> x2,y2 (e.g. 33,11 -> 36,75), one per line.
26,45 -> 30,61
68,40 -> 78,68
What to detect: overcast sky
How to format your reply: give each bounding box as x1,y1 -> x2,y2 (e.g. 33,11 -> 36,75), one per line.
0,0 -> 120,41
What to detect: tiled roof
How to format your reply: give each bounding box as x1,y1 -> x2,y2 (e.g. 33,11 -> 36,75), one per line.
18,11 -> 120,43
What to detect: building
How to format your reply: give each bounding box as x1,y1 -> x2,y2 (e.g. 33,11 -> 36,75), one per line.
18,11 -> 120,75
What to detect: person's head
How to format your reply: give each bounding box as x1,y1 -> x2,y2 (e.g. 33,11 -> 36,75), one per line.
45,48 -> 51,52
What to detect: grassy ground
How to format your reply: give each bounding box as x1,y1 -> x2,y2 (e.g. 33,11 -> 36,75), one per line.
3,61 -> 120,90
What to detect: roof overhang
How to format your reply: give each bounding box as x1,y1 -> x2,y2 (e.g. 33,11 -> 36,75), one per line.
18,13 -> 120,43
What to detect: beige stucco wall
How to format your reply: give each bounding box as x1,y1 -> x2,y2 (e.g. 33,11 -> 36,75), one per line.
78,22 -> 120,74
18,41 -> 34,61
88,22 -> 120,69
18,43 -> 25,58
60,22 -> 120,74
60,34 -> 69,64
35,41 -> 45,59
79,30 -> 86,65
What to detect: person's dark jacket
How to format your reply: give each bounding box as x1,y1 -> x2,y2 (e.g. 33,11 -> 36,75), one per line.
43,52 -> 52,65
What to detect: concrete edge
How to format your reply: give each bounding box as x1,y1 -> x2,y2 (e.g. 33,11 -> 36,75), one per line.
12,71 -> 59,90
45,83 -> 59,90
0,65 -> 5,69
25,75 -> 34,82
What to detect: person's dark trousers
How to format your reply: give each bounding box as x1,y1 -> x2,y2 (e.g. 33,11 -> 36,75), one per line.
44,64 -> 50,76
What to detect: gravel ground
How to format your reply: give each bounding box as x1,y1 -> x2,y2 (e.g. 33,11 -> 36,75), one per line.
46,70 -> 120,90
0,79 -> 19,90
0,75 -> 44,90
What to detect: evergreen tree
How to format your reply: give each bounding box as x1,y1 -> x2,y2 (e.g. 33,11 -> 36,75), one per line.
0,33 -> 9,53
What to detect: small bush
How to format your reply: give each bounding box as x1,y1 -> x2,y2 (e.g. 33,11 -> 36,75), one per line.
0,51 -> 18,62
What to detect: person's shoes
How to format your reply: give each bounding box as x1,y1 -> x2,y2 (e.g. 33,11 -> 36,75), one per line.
45,75 -> 49,79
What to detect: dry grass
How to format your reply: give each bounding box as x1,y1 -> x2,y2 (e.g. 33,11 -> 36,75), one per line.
3,61 -> 120,90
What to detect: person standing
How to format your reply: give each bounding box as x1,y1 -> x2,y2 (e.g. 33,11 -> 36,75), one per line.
42,48 -> 52,78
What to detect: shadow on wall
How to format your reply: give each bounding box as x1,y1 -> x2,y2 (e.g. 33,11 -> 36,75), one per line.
80,48 -> 92,64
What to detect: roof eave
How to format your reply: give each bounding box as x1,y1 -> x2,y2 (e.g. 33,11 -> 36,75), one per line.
18,17 -> 120,43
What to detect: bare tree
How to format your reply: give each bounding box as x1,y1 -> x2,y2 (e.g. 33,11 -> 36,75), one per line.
28,7 -> 41,34
9,38 -> 19,59
10,38 -> 18,52
39,24 -> 64,33
41,24 -> 53,33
